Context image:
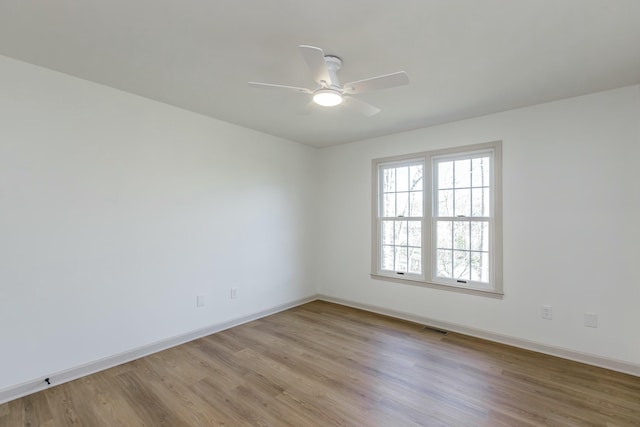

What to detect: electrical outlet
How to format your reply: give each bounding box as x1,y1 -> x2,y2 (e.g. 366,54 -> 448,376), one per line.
197,295 -> 205,307
541,305 -> 553,320
584,313 -> 598,328
230,287 -> 238,299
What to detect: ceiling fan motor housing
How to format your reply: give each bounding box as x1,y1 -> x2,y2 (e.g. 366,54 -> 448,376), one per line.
323,55 -> 342,88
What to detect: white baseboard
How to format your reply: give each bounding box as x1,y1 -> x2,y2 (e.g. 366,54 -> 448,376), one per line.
317,294 -> 640,378
0,295 -> 317,405
3,294 -> 637,405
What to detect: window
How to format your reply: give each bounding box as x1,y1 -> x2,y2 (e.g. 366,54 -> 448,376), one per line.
372,141 -> 502,295
379,161 -> 424,278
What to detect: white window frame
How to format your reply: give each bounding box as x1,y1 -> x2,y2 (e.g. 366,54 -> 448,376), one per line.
376,158 -> 426,281
371,141 -> 503,297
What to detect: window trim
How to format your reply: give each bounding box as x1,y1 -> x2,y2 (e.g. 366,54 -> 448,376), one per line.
371,141 -> 503,298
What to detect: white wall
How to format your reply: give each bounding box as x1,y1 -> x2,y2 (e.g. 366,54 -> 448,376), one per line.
0,55 -> 318,391
317,85 -> 640,366
1,52 -> 638,397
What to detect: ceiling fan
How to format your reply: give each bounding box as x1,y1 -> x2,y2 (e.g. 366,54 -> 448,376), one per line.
248,45 -> 409,116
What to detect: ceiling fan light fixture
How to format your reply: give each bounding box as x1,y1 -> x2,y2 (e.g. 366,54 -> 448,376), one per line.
249,45 -> 408,116
313,89 -> 343,107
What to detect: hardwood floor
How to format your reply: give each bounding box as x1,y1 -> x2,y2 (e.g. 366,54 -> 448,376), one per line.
1,301 -> 639,426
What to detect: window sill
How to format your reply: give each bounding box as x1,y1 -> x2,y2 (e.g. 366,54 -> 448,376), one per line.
370,273 -> 504,299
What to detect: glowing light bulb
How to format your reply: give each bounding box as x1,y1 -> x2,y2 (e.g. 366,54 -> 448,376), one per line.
313,89 -> 343,107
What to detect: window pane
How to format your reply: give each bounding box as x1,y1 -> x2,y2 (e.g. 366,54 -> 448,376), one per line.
437,221 -> 452,249
395,246 -> 408,272
483,188 -> 490,217
383,193 -> 395,217
395,221 -> 407,246
408,221 -> 421,246
409,247 -> 421,274
453,250 -> 470,280
396,166 -> 409,192
383,168 -> 396,192
437,249 -> 453,278
471,157 -> 490,188
438,161 -> 454,190
470,222 -> 489,251
409,191 -> 422,217
382,221 -> 395,245
453,221 -> 470,250
409,165 -> 423,191
454,188 -> 471,217
471,187 -> 490,217
471,252 -> 489,283
396,192 -> 409,217
438,189 -> 454,216
454,159 -> 471,188
382,245 -> 394,271
482,252 -> 489,282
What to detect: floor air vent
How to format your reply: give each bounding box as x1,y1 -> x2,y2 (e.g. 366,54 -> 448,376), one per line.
422,326 -> 448,335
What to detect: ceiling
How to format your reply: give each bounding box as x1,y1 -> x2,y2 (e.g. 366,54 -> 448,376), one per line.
1,1 -> 639,148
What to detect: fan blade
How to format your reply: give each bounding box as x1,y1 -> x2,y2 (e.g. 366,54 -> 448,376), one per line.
299,45 -> 331,85
248,82 -> 312,94
343,71 -> 409,95
343,96 -> 381,117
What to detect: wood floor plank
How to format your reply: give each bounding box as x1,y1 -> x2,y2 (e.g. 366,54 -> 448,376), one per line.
113,370 -> 188,426
0,399 -> 24,426
21,390 -> 53,427
43,384 -> 81,426
1,300 -> 639,426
